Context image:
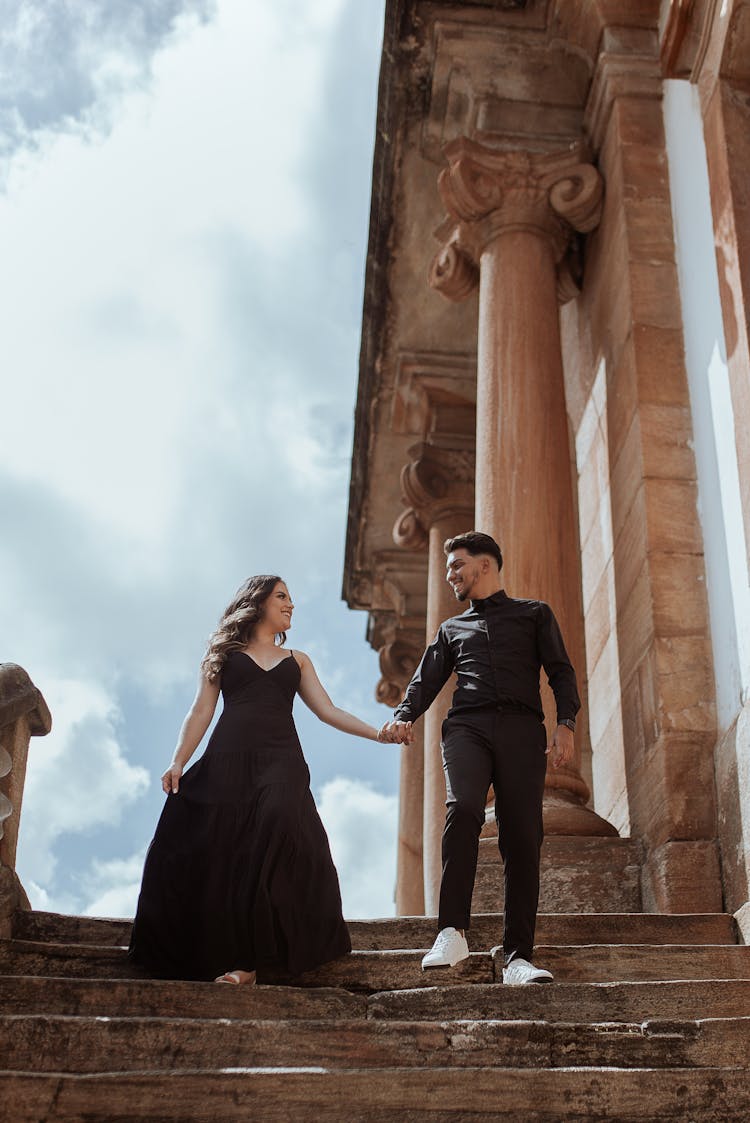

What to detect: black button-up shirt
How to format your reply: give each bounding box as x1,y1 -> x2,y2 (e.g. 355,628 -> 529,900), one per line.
393,590 -> 580,725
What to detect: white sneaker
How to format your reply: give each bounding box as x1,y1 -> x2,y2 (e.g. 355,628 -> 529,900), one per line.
421,927 -> 469,969
502,957 -> 553,985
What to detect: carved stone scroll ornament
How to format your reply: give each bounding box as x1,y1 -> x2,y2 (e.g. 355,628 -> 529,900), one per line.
428,240 -> 479,303
392,507 -> 429,552
376,640 -> 421,708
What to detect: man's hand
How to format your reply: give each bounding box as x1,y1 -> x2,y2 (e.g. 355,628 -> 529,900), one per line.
377,720 -> 415,745
548,724 -> 574,769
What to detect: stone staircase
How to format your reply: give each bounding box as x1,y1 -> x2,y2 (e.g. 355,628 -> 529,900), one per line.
2,837 -> 749,1121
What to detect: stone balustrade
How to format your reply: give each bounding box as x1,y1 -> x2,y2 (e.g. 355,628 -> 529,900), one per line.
0,663 -> 52,935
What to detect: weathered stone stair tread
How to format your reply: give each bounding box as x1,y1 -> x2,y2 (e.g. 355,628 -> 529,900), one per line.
5,974 -> 750,1025
0,941 -> 493,989
3,1066 -> 749,1122
12,908 -> 736,949
349,913 -> 736,950
4,938 -> 748,987
0,975 -> 365,1019
527,944 -> 750,982
368,978 -> 750,1023
3,1013 -> 750,1073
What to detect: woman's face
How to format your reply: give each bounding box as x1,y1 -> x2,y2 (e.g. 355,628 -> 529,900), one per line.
261,581 -> 294,634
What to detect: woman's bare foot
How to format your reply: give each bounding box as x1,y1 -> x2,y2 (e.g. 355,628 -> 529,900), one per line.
215,969 -> 256,985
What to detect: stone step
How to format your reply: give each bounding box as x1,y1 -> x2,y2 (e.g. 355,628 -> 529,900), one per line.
4,974 -> 750,1026
369,978 -> 750,1023
3,1013 -> 750,1073
2,1066 -> 749,1121
3,939 -> 750,989
0,974 -> 366,1019
350,912 -> 736,950
475,835 -> 642,913
13,908 -> 736,950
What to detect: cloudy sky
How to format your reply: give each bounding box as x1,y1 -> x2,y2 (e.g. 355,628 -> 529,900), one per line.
0,0 -> 401,921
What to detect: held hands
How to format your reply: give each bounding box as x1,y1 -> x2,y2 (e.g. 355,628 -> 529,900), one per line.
377,720 -> 415,745
547,724 -> 574,769
161,763 -> 183,795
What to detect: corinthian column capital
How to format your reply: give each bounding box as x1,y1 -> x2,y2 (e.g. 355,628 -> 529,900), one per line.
376,639 -> 422,707
429,138 -> 604,303
439,138 -> 603,237
392,441 -> 475,549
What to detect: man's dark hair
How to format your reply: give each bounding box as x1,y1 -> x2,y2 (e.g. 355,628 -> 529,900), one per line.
444,531 -> 503,572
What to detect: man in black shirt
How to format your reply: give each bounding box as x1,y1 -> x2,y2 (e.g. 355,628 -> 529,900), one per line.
381,531 -> 578,984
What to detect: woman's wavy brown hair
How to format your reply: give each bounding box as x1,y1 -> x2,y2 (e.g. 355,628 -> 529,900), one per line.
201,574 -> 286,681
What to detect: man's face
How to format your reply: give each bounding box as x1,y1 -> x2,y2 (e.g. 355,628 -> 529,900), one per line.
445,549 -> 483,601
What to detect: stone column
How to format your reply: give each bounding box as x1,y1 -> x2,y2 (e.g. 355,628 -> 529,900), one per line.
429,139 -> 615,835
376,639 -> 425,915
394,442 -> 474,913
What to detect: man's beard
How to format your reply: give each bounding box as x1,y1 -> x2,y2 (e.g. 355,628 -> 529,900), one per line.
455,588 -> 468,601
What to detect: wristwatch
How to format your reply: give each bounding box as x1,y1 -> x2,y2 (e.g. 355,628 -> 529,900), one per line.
558,718 -> 576,732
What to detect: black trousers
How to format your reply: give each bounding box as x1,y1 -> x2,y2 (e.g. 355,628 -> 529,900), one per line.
438,708 -> 547,964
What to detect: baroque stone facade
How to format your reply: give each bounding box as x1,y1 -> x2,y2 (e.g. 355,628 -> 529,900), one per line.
343,0 -> 750,928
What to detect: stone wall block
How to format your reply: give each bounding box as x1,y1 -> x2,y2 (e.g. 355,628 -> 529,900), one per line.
610,92 -> 667,148
649,552 -> 710,638
622,198 -> 677,261
632,324 -> 689,405
629,261 -> 685,330
612,488 -> 649,606
620,144 -> 671,206
643,477 -> 704,554
603,334 -> 639,469
615,562 -> 655,688
639,403 -> 697,479
637,735 -> 718,844
642,839 -> 723,912
654,637 -> 716,736
610,412 -> 644,542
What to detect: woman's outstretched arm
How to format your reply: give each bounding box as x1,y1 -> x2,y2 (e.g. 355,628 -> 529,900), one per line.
161,671 -> 221,794
296,650 -> 408,743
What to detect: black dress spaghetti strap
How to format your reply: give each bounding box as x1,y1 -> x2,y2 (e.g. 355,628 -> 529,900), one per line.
128,650 -> 351,980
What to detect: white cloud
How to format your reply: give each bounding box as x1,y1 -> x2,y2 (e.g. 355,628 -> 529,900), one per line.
82,850 -> 147,919
16,677 -> 149,893
316,777 -> 398,919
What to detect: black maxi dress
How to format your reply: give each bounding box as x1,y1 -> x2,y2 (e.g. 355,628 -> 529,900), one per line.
128,650 -> 351,980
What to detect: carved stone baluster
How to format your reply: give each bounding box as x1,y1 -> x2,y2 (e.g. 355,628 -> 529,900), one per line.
0,664 -> 52,934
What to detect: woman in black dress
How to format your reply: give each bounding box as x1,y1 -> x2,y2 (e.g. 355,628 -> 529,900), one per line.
129,574 -> 402,985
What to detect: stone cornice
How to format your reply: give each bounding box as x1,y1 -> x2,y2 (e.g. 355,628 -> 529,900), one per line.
584,31 -> 663,152
391,350 -> 476,438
